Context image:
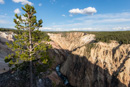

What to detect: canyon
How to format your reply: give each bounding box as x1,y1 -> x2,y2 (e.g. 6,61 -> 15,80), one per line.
48,32 -> 130,87
0,31 -> 130,87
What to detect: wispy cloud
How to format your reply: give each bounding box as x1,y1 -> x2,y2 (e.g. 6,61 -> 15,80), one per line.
43,12 -> 130,31
0,0 -> 4,4
113,27 -> 130,31
0,15 -> 6,18
69,14 -> 73,17
12,0 -> 33,5
40,27 -> 52,30
39,27 -> 100,31
71,12 -> 130,27
62,14 -> 66,17
0,14 -> 14,28
0,19 -> 13,25
74,12 -> 130,21
39,27 -> 62,31
50,0 -> 56,4
0,20 -> 8,24
39,3 -> 42,6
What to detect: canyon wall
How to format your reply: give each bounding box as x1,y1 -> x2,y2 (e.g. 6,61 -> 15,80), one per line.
48,32 -> 130,87
0,31 -> 14,73
0,31 -> 129,87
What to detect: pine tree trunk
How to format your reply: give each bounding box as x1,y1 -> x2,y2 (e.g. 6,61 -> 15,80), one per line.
29,29 -> 33,87
29,15 -> 33,87
30,59 -> 33,87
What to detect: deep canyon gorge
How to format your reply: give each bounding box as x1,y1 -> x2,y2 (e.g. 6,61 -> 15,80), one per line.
0,31 -> 130,87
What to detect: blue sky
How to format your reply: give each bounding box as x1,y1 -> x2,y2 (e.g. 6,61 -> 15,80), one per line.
0,0 -> 130,31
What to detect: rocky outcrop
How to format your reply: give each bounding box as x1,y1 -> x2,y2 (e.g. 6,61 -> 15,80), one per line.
0,31 -> 15,43
48,32 -> 95,51
0,68 -> 53,87
0,31 -> 14,74
48,32 -> 130,87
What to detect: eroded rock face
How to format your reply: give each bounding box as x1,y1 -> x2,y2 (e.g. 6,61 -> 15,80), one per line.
0,32 -> 14,74
48,32 -> 130,87
48,32 -> 95,51
0,32 -> 129,87
60,42 -> 130,87
0,31 -> 15,43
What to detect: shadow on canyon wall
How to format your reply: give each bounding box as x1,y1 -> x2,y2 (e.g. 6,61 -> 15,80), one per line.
112,43 -> 122,59
50,48 -> 129,87
0,48 -> 129,87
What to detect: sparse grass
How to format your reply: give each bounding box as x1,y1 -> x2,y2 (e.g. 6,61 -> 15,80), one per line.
61,33 -> 67,37
85,43 -> 96,53
85,43 -> 96,58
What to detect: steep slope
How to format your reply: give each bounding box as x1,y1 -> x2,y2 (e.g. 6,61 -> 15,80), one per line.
0,31 -> 14,73
48,32 -> 95,51
0,31 -> 129,87
48,32 -> 130,87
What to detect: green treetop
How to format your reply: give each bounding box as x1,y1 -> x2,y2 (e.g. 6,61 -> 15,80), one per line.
5,4 -> 52,86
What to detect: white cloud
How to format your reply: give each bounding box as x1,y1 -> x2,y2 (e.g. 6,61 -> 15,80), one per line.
16,16 -> 27,23
0,0 -> 4,4
14,8 -> 21,14
69,7 -> 97,15
39,3 -> 42,6
12,0 -> 33,5
62,14 -> 66,17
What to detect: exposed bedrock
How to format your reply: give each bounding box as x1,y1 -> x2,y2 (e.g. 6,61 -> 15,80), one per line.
48,32 -> 130,87
0,31 -> 14,73
0,32 -> 129,87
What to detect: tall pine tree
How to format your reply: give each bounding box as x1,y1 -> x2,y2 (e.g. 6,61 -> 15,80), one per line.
5,4 -> 52,87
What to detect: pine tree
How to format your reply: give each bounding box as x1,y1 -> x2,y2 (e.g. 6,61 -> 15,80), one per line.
5,4 -> 52,87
